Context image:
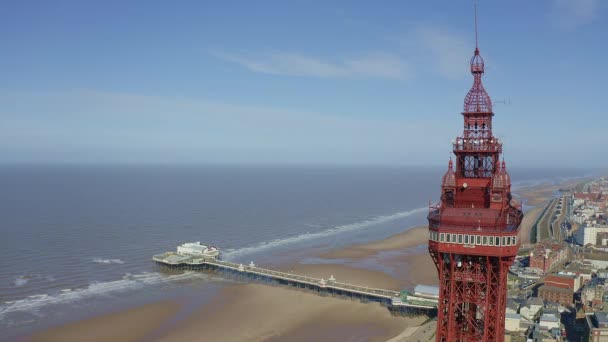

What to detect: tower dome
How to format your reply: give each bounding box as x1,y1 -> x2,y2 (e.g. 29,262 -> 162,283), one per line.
442,159 -> 456,188
463,48 -> 492,113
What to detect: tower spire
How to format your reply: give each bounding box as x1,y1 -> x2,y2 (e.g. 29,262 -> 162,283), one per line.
464,1 -> 491,115
474,1 -> 479,51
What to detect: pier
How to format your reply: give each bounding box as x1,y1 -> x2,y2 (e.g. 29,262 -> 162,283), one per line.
153,250 -> 437,317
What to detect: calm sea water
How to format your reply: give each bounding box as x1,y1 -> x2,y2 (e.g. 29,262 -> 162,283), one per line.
0,164 -> 591,338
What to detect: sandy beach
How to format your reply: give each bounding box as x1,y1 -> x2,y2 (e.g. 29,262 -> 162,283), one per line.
26,178 -> 582,342
517,178 -> 583,207
29,301 -> 181,342
156,284 -> 426,342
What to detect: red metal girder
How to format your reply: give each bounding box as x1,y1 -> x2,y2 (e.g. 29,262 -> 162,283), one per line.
428,11 -> 519,342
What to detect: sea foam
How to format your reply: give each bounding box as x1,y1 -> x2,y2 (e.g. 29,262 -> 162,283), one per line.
0,271 -> 202,319
14,277 -> 28,287
222,207 -> 427,260
91,258 -> 125,265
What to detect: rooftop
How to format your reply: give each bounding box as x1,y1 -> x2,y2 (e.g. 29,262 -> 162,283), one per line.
593,312 -> 608,328
539,284 -> 574,294
505,313 -> 520,320
526,296 -> 544,307
414,284 -> 439,297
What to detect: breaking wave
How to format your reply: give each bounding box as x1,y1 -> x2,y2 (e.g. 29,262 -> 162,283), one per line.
14,277 -> 28,287
223,207 -> 427,260
0,272 -> 203,319
92,258 -> 125,265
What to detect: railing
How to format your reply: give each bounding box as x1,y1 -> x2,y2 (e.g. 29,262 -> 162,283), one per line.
452,137 -> 502,153
206,260 -> 400,298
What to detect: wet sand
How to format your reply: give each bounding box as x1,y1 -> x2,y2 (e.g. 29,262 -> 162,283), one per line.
157,284 -> 425,342
319,226 -> 428,259
29,301 -> 181,342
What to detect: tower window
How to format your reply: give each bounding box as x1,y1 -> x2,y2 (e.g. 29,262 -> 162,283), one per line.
458,234 -> 463,243
476,236 -> 481,245
440,233 -> 445,242
464,235 -> 469,244
502,237 -> 507,246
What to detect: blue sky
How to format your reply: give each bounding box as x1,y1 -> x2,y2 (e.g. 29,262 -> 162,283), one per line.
0,0 -> 606,166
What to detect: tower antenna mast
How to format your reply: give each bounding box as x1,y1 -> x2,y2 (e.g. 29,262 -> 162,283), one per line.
474,1 -> 479,50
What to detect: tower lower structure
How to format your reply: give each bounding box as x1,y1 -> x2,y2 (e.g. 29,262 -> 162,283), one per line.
427,45 -> 522,341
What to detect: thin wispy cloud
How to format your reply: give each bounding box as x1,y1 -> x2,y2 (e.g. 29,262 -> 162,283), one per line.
411,26 -> 472,79
214,24 -> 472,81
551,0 -> 601,29
211,51 -> 412,80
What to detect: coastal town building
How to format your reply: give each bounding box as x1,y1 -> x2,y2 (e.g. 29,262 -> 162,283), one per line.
582,252 -> 608,269
529,242 -> 569,274
504,313 -> 522,332
520,297 -> 544,321
582,224 -> 608,246
564,262 -> 593,287
583,283 -> 606,308
506,298 -> 522,314
539,311 -> 561,331
538,274 -> 578,306
585,311 -> 608,341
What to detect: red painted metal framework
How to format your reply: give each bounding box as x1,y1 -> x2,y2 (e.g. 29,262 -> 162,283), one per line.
427,21 -> 523,342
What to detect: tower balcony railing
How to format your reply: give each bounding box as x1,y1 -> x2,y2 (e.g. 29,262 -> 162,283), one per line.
453,137 -> 502,153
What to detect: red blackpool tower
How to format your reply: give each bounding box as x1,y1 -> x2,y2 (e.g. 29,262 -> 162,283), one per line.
427,8 -> 523,342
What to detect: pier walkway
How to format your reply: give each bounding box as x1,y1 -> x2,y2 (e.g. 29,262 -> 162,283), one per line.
153,252 -> 437,316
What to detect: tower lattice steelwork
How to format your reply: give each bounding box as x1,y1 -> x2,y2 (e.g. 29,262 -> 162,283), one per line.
427,9 -> 522,342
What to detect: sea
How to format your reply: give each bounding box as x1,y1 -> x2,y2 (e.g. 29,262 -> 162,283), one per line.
0,164 -> 594,339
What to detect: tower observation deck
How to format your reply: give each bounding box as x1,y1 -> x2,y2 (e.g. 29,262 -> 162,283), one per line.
427,9 -> 522,342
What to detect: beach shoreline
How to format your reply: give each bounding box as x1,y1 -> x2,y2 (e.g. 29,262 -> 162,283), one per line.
25,177 -> 583,341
